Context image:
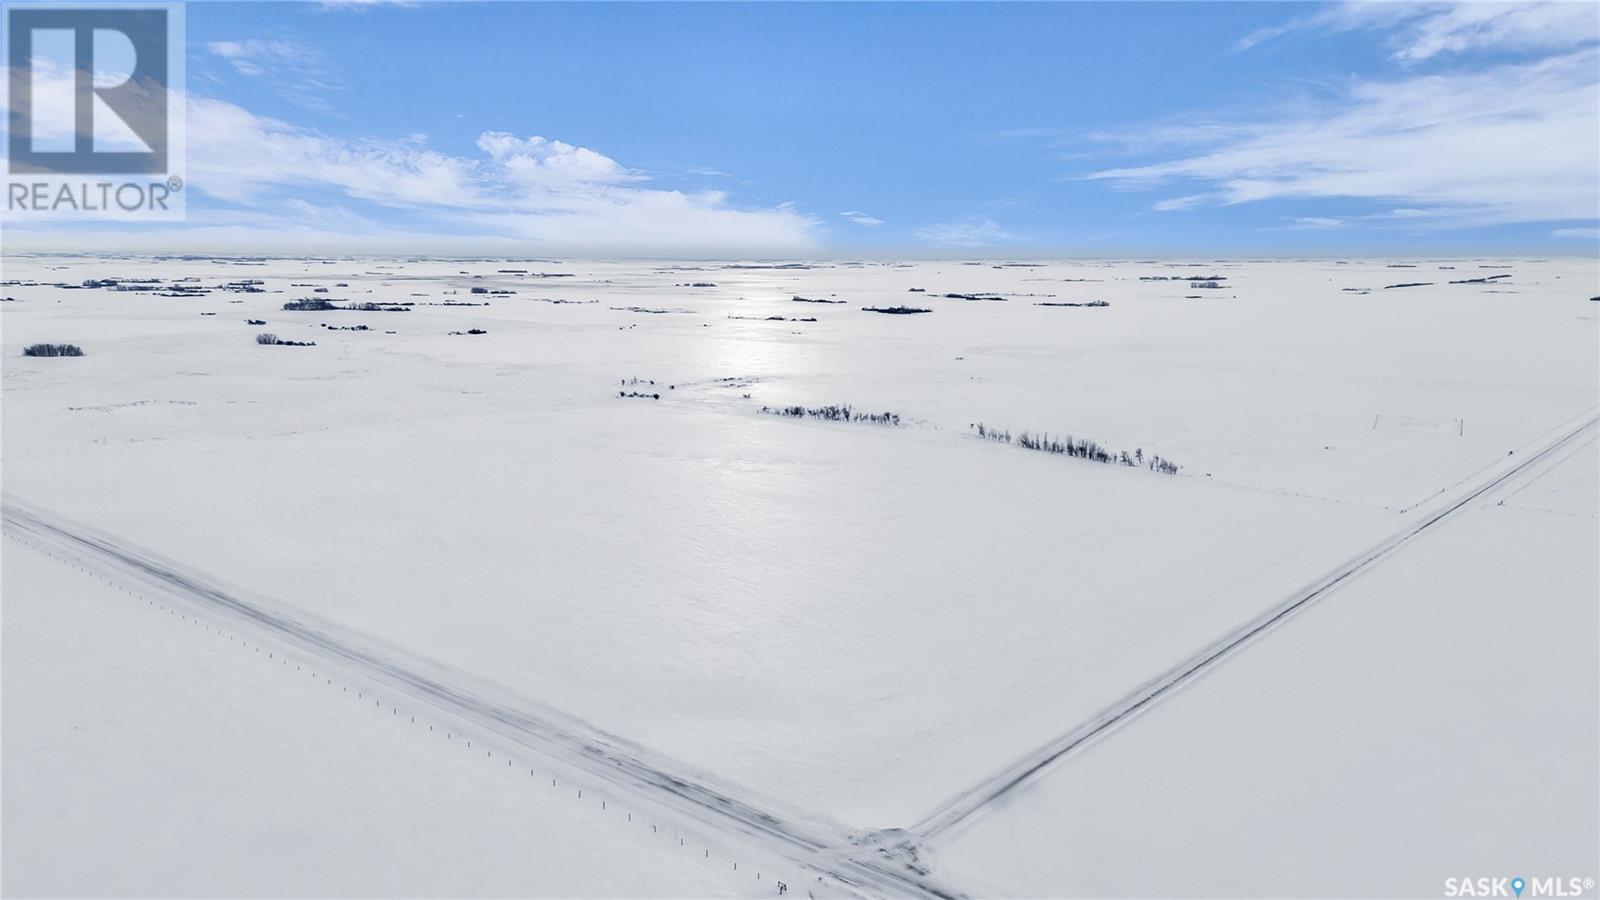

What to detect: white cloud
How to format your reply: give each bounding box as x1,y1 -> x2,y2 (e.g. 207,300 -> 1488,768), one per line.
1,69 -> 817,255
1151,194 -> 1211,212
1290,217 -> 1346,230
154,96 -> 819,255
185,97 -> 479,206
476,132 -> 644,189
1388,2 -> 1600,62
839,210 -> 884,226
915,217 -> 1012,247
1091,49 -> 1600,227
1238,4 -> 1417,53
1239,2 -> 1600,62
207,39 -> 343,113
209,39 -> 316,72
1551,227 -> 1599,241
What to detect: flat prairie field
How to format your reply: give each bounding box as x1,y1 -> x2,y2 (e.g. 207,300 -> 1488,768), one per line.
3,255 -> 1594,839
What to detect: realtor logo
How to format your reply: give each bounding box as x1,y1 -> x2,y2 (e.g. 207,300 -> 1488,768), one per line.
4,2 -> 185,217
8,6 -> 168,172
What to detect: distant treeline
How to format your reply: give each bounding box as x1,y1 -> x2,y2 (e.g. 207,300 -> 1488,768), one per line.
973,423 -> 1179,474
761,404 -> 901,426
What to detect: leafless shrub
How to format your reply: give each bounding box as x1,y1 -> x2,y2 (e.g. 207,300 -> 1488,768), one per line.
23,343 -> 83,357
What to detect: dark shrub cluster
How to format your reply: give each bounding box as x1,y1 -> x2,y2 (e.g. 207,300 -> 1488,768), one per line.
1036,300 -> 1109,308
619,390 -> 660,400
760,404 -> 900,426
256,333 -> 315,346
23,343 -> 84,357
792,295 -> 845,304
283,298 -> 337,310
284,298 -> 409,311
862,306 -> 930,315
973,423 -> 1180,474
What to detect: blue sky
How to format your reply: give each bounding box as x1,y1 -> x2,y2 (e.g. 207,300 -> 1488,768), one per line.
10,1 -> 1600,256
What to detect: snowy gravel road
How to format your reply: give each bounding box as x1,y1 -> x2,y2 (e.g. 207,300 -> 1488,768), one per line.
0,498 -> 965,900
910,408 -> 1600,841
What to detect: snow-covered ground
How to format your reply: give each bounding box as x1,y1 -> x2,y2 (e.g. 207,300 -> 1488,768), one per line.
2,545 -> 777,898
3,255 -> 1595,896
931,439 -> 1600,897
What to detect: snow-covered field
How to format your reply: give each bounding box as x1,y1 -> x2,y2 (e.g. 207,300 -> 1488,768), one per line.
1,545 -> 776,898
932,439 -> 1600,897
3,255 -> 1596,896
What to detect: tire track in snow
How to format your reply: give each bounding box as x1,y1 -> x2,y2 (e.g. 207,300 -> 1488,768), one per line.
910,409 -> 1600,842
1,498 -> 965,900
